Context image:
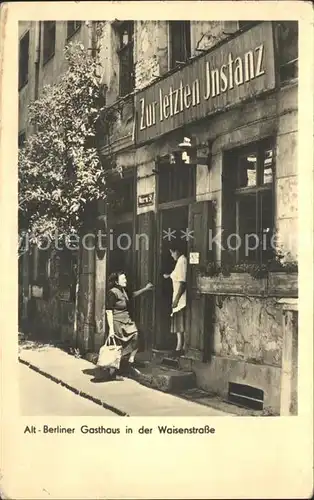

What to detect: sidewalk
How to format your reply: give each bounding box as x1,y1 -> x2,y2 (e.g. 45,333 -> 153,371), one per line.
18,343 -> 232,417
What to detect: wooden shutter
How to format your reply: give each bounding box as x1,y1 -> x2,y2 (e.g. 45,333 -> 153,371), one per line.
135,211 -> 155,351
185,200 -> 215,360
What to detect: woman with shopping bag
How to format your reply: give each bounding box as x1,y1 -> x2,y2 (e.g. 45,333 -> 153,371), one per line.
95,271 -> 154,381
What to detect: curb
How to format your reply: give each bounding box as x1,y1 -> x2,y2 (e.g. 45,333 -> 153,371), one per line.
18,357 -> 129,417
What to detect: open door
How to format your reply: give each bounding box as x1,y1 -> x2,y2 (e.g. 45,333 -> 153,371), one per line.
135,211 -> 155,352
186,200 -> 215,361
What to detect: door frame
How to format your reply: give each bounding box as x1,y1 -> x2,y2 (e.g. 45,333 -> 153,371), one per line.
154,199 -> 191,349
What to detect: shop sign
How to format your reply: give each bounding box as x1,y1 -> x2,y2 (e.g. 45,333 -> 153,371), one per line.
135,22 -> 275,145
189,252 -> 200,265
138,192 -> 154,208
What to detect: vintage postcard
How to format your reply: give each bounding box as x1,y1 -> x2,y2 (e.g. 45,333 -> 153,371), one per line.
0,1 -> 313,499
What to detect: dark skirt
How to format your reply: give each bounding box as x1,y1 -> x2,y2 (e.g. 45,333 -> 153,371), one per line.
113,317 -> 138,357
170,308 -> 186,333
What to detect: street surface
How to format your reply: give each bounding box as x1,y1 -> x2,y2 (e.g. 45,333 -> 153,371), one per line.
19,363 -> 116,416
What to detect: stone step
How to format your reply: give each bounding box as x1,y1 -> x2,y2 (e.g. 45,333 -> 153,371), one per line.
133,363 -> 196,393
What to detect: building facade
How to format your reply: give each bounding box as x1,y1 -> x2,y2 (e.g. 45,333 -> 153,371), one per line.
19,20 -> 298,414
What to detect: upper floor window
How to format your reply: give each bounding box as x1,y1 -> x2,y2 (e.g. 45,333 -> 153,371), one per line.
117,21 -> 134,97
276,21 -> 298,83
43,21 -> 56,64
19,31 -> 29,90
67,21 -> 82,39
158,154 -> 195,205
169,21 -> 191,70
222,139 -> 275,265
108,174 -> 135,215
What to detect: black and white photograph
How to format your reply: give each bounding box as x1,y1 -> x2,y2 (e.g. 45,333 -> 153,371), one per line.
17,18 -> 300,418
1,2 -> 313,498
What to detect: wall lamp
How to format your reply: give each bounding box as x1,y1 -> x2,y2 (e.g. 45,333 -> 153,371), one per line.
177,136 -> 215,173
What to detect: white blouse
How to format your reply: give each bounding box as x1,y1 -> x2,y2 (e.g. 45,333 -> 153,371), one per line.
170,254 -> 187,315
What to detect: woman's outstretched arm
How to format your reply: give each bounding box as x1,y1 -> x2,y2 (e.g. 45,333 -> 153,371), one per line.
132,282 -> 154,298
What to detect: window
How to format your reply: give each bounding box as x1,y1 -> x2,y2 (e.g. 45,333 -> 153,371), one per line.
169,21 -> 191,69
18,131 -> 26,148
67,21 -> 82,39
158,154 -> 195,205
276,21 -> 298,83
117,21 -> 134,97
43,21 -> 56,64
222,139 -> 275,265
19,31 -> 29,89
109,175 -> 135,214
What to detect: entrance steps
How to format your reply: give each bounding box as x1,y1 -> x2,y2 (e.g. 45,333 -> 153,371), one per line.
132,349 -> 196,394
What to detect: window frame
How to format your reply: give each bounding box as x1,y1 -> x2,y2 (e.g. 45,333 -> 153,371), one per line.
116,21 -> 135,98
169,21 -> 191,70
222,138 -> 276,266
19,31 -> 30,90
66,21 -> 82,40
157,154 -> 196,207
275,21 -> 298,85
43,21 -> 56,65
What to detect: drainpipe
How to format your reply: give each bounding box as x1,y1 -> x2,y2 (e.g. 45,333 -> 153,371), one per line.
34,21 -> 41,102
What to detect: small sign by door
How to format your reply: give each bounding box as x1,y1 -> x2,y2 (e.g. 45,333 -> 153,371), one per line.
138,192 -> 154,208
189,252 -> 199,264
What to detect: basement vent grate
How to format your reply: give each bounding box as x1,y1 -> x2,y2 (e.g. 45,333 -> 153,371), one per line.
228,382 -> 264,411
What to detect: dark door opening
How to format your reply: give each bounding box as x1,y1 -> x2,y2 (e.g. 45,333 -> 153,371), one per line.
155,205 -> 188,350
108,221 -> 134,286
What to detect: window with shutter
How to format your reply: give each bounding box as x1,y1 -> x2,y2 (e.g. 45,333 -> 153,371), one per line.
117,21 -> 134,97
67,21 -> 82,39
169,21 -> 191,69
43,21 -> 56,64
19,31 -> 29,90
276,21 -> 298,83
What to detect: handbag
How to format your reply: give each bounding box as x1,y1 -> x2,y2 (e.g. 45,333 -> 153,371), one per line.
97,335 -> 122,370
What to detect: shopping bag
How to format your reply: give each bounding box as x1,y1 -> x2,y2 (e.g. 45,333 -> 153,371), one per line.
97,335 -> 122,369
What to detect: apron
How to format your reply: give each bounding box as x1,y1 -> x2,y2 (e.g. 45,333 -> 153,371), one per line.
110,287 -> 138,353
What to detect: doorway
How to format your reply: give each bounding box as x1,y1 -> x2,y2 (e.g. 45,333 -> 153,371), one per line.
155,204 -> 189,350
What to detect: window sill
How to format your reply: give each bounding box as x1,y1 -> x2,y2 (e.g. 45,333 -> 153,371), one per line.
43,51 -> 55,66
197,272 -> 298,298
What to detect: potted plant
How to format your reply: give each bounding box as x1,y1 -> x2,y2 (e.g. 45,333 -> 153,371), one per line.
196,260 -> 268,297
197,251 -> 298,298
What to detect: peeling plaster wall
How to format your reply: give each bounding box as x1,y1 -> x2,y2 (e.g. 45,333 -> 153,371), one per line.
191,21 -> 239,55
135,21 -> 168,89
213,297 -> 283,366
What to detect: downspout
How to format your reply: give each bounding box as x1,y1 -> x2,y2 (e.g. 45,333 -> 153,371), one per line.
34,21 -> 41,102
74,21 -> 98,352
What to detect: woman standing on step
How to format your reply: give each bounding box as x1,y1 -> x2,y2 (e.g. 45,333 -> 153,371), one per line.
163,242 -> 187,356
101,271 -> 153,381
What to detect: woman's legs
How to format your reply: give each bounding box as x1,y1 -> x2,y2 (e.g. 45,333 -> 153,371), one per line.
175,332 -> 185,351
128,334 -> 139,364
